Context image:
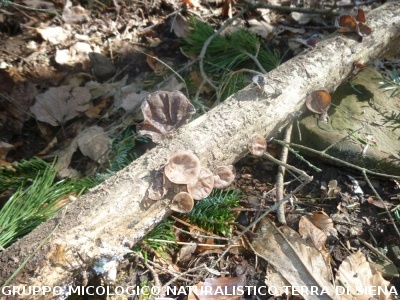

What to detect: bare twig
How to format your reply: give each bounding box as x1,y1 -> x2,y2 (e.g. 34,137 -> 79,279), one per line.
146,238 -> 240,248
142,260 -> 164,296
276,121 -> 293,224
198,9 -> 248,99
357,237 -> 394,264
322,125 -> 365,153
240,48 -> 267,74
8,2 -> 58,14
140,51 -> 189,97
287,142 -> 400,180
173,226 -> 230,241
362,170 -> 400,239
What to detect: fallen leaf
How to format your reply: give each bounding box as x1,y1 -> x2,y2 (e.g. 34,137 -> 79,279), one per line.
251,219 -> 337,299
336,251 -> 392,300
366,196 -> 392,209
299,216 -> 327,250
171,14 -> 190,38
0,141 -> 14,160
77,126 -> 109,163
307,211 -> 338,237
37,27 -> 70,45
31,86 -> 92,126
146,52 -> 165,75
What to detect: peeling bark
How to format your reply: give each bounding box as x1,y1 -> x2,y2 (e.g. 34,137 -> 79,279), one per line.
1,2 -> 399,297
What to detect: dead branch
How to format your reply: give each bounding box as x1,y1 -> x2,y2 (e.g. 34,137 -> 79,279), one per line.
0,2 -> 399,297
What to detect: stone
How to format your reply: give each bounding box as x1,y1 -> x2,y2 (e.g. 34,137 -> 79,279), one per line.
295,67 -> 400,175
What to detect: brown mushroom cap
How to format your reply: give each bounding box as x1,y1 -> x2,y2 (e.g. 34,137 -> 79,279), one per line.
164,151 -> 201,185
213,165 -> 236,189
187,168 -> 214,200
137,91 -> 195,143
305,89 -> 331,114
170,192 -> 194,213
248,134 -> 267,157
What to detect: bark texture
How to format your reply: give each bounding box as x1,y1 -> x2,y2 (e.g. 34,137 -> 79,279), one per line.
1,2 -> 399,296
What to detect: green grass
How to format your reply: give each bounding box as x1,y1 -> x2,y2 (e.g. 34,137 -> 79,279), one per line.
183,19 -> 282,100
187,189 -> 241,236
0,160 -> 86,248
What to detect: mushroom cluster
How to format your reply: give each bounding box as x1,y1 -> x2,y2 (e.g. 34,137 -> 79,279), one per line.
147,151 -> 236,213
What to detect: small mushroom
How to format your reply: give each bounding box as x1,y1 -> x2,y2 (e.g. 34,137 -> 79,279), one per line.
305,89 -> 331,123
164,151 -> 201,185
137,91 -> 196,143
170,192 -> 194,213
213,165 -> 236,189
248,134 -> 267,157
187,168 -> 214,200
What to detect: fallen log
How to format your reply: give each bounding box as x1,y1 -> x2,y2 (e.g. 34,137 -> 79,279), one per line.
1,2 -> 399,297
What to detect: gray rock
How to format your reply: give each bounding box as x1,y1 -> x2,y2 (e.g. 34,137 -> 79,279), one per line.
295,67 -> 400,175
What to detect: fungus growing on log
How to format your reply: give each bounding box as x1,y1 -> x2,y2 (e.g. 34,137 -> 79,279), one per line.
170,192 -> 194,213
187,168 -> 214,200
164,151 -> 201,185
305,89 -> 331,123
213,165 -> 236,189
335,8 -> 372,37
248,134 -> 267,157
137,91 -> 196,143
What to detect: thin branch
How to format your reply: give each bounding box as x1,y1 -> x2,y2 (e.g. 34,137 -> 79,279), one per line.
362,170 -> 400,239
8,2 -> 58,14
240,48 -> 267,74
198,9 -> 248,94
276,121 -> 293,224
286,142 -> 400,180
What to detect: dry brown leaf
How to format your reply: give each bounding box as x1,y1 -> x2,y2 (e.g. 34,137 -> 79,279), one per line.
113,82 -> 149,113
31,86 -> 92,126
298,216 -> 327,250
7,80 -> 37,132
336,251 -> 393,300
177,243 -> 197,261
84,98 -> 111,118
188,276 -> 246,300
181,0 -> 200,8
0,141 -> 14,160
367,196 -> 392,209
265,265 -> 291,297
77,126 -> 109,163
307,211 -> 338,237
189,71 -> 213,93
37,27 -> 70,45
55,42 -> 92,68
62,0 -> 90,24
171,14 -> 190,38
146,52 -> 165,75
54,136 -> 79,176
23,0 -> 55,9
251,219 -> 337,299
